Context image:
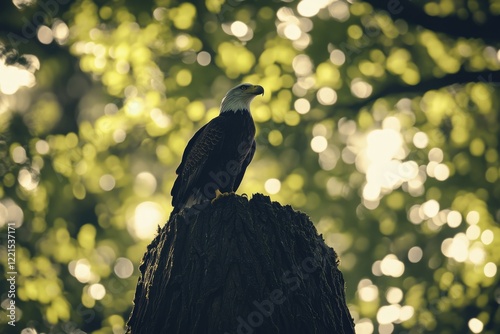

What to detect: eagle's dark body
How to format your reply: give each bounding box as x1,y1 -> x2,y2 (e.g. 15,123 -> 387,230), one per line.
171,83 -> 263,215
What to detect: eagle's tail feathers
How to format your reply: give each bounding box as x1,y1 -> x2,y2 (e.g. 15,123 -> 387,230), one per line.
171,188 -> 210,218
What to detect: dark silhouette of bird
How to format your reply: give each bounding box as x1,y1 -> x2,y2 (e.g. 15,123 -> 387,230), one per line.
171,83 -> 264,215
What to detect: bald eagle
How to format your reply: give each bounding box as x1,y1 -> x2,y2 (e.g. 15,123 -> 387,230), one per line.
171,83 -> 264,215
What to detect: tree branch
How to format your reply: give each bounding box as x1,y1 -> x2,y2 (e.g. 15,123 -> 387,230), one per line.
335,68 -> 500,112
364,0 -> 500,42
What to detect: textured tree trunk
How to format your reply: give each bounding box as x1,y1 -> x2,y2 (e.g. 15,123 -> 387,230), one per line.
126,194 -> 354,334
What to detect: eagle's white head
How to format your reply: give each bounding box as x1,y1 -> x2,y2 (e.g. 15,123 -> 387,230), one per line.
220,83 -> 264,113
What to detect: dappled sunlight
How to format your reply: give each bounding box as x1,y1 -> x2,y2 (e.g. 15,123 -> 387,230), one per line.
88,283 -> 106,300
128,201 -> 166,240
70,259 -> 93,283
0,199 -> 24,228
1,0 -> 500,332
0,56 -> 38,95
114,257 -> 134,279
264,178 -> 281,195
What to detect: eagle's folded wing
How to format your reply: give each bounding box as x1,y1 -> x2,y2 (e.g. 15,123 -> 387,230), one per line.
171,118 -> 225,209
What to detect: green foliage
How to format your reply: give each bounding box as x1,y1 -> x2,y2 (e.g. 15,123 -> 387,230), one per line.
1,0 -> 499,333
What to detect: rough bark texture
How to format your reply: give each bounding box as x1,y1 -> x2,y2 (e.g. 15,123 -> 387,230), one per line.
127,193 -> 354,334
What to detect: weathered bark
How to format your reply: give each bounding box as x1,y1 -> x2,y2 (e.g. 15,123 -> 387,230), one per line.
127,193 -> 354,334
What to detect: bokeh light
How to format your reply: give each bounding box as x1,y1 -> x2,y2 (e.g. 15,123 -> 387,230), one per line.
468,318 -> 484,333
0,58 -> 37,94
311,136 -> 328,153
265,178 -> 281,194
2,1 -> 500,332
129,202 -> 166,240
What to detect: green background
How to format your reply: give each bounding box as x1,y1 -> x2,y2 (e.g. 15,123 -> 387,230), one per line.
1,0 -> 499,333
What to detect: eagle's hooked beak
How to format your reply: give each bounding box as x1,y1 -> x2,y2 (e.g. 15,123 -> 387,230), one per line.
248,85 -> 264,96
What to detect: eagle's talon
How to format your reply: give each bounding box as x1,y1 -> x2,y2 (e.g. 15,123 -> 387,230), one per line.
211,189 -> 234,204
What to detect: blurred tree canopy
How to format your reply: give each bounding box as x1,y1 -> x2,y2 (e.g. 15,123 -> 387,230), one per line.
1,0 -> 500,333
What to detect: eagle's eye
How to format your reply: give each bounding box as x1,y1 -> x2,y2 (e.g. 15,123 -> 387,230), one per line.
240,85 -> 248,91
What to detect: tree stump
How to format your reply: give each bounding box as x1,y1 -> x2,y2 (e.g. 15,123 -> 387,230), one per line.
126,193 -> 354,334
